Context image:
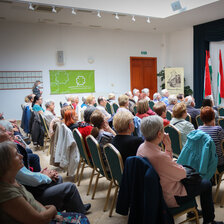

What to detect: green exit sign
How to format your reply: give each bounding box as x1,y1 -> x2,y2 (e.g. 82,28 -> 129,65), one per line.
141,51 -> 147,55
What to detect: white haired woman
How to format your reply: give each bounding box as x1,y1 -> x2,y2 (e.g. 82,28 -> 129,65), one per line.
137,115 -> 222,224
0,141 -> 90,224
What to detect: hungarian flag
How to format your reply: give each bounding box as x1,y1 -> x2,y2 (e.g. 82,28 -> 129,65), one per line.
204,50 -> 212,98
218,49 -> 224,104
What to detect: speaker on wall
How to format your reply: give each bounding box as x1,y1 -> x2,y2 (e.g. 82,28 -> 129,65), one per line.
171,1 -> 182,11
57,50 -> 64,65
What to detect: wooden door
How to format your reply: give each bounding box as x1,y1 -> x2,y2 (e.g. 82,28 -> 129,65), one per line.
130,57 -> 157,99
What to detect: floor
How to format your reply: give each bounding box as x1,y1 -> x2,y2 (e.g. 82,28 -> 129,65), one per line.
34,145 -> 224,224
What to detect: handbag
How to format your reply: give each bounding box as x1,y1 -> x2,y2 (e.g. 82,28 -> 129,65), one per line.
180,165 -> 202,185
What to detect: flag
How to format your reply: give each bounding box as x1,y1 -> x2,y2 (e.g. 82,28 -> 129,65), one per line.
207,51 -> 212,81
204,50 -> 212,98
218,49 -> 224,104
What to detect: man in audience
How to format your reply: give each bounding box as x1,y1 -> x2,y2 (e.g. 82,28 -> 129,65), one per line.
112,110 -> 144,164
141,88 -> 150,101
44,100 -> 56,126
125,91 -> 136,115
184,95 -> 200,129
0,126 -> 91,214
153,92 -> 161,103
96,96 -> 111,120
161,89 -> 169,106
133,88 -> 140,103
166,95 -> 178,111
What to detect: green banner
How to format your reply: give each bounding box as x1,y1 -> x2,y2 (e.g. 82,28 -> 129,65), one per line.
49,70 -> 95,94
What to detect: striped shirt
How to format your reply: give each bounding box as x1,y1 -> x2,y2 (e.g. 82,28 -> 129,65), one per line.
198,125 -> 224,166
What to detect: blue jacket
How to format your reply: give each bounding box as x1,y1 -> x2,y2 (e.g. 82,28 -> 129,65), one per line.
116,156 -> 174,224
177,130 -> 218,180
21,105 -> 31,134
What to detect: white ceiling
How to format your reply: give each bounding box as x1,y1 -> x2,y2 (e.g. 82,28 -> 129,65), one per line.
0,0 -> 223,33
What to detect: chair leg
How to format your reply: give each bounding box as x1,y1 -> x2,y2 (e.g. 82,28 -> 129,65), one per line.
47,139 -> 51,156
92,172 -> 100,199
103,181 -> 113,212
192,207 -> 199,224
87,169 -> 95,195
78,162 -> 85,186
74,160 -> 82,183
109,186 -> 119,217
220,190 -> 224,207
214,174 -> 223,203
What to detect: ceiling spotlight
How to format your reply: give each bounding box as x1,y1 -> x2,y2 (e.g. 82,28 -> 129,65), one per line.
147,17 -> 151,23
52,6 -> 57,13
28,3 -> 34,11
97,11 -> 101,18
132,15 -> 136,22
115,13 -> 119,20
72,8 -> 76,15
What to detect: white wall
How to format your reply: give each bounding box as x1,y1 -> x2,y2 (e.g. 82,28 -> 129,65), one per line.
164,28 -> 194,89
0,21 -> 165,119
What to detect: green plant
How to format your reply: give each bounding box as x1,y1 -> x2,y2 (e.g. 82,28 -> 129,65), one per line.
157,68 -> 193,96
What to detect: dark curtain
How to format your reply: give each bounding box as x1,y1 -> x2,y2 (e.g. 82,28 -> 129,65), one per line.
193,18 -> 224,107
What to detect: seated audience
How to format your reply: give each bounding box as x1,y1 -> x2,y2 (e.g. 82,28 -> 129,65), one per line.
153,101 -> 170,127
170,102 -> 194,147
160,89 -> 169,106
32,95 -> 45,113
0,130 -> 91,215
177,93 -> 184,103
136,99 -> 155,119
96,96 -> 111,120
202,99 -> 219,124
90,110 -> 115,155
125,91 -> 136,115
133,88 -> 140,103
118,94 -> 129,112
0,141 -> 90,224
64,109 -> 79,131
198,106 -> 224,170
185,96 -> 200,129
136,115 -> 223,224
141,88 -> 150,101
112,110 -> 144,164
167,95 -> 177,111
153,92 -> 161,103
44,100 -> 56,126
86,95 -> 96,107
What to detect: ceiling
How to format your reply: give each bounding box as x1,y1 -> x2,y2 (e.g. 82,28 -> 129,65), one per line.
0,0 -> 223,33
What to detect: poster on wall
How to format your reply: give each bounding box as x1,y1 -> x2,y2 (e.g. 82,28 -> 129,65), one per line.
49,70 -> 95,94
165,67 -> 184,95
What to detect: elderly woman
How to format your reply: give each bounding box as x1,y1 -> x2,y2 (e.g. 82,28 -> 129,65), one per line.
170,102 -> 194,147
32,95 -> 45,113
64,109 -> 79,131
136,99 -> 155,119
112,110 -> 143,164
0,141 -> 90,224
136,115 -> 221,224
153,101 -> 170,127
198,106 -> 224,170
166,94 -> 177,111
86,95 -> 96,107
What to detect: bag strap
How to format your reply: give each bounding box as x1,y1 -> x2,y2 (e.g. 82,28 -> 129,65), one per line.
173,120 -> 184,126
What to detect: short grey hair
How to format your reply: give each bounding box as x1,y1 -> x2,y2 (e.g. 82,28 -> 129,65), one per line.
141,115 -> 163,141
142,88 -> 149,94
133,88 -> 139,95
45,100 -> 55,108
0,141 -> 15,178
185,96 -> 194,106
153,92 -> 161,101
168,95 -> 177,104
161,89 -> 168,96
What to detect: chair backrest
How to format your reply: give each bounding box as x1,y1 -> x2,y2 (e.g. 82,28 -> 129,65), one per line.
105,102 -> 113,115
218,107 -> 224,116
166,110 -> 172,121
149,101 -> 155,110
112,103 -> 119,113
73,129 -> 92,167
164,124 -> 182,157
86,135 -> 110,179
185,113 -> 191,122
39,114 -> 50,137
218,118 -> 224,129
94,103 -> 97,107
196,115 -> 203,127
133,105 -> 137,115
103,143 -> 124,186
